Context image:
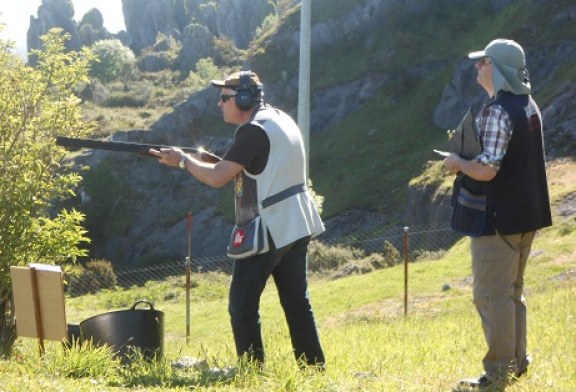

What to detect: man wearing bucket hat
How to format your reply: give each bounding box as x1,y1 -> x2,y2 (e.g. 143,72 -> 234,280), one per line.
444,39 -> 552,388
150,70 -> 325,368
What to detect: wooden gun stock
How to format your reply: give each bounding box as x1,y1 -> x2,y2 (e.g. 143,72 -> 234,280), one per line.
56,136 -> 221,163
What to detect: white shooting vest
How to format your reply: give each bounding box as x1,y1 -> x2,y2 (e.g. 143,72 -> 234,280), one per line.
234,106 -> 324,249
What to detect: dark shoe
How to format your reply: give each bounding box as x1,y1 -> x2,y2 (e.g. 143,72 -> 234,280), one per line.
515,354 -> 532,378
458,374 -> 492,389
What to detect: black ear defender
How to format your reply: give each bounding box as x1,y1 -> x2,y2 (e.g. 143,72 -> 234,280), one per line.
235,71 -> 262,111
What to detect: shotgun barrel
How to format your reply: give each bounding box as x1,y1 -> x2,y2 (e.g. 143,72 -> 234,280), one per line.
56,136 -> 221,163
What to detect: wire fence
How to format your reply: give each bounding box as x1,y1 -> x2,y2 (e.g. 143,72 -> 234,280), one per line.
65,221 -> 463,297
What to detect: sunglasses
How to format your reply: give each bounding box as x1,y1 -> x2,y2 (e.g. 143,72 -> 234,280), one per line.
220,94 -> 237,103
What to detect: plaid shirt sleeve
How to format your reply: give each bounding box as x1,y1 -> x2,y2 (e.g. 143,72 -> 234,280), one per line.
475,104 -> 512,171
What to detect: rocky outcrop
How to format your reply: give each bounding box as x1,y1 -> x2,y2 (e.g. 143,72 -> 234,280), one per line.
310,73 -> 395,133
121,0 -> 274,56
27,0 -> 274,72
77,8 -> 113,47
121,0 -> 183,53
541,80 -> 576,158
27,0 -> 81,64
27,0 -> 113,64
175,24 -> 216,72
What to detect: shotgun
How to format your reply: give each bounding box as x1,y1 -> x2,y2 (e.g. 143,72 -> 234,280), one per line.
56,136 -> 221,163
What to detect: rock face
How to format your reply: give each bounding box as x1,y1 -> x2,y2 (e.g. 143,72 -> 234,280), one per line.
27,0 -> 113,64
121,0 -> 274,55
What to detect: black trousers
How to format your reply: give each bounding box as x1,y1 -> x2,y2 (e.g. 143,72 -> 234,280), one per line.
228,235 -> 325,366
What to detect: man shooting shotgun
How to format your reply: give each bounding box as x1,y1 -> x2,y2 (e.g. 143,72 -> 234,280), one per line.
55,136 -> 221,163
150,70 -> 326,369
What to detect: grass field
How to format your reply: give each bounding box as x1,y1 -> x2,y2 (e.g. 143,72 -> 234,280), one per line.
1,160 -> 575,391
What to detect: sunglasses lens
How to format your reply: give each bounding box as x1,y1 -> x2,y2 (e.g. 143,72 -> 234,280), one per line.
220,94 -> 235,102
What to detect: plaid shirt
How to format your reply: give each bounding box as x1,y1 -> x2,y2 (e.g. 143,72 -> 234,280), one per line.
475,103 -> 512,171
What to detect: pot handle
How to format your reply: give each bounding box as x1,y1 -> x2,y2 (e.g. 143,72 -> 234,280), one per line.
130,299 -> 155,311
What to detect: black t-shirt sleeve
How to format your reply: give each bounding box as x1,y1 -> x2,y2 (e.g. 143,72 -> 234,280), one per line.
223,123 -> 270,175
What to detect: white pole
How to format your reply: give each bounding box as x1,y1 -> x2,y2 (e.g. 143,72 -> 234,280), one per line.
298,0 -> 311,179
186,212 -> 191,345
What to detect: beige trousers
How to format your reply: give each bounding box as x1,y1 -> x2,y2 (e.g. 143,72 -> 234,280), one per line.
471,231 -> 535,378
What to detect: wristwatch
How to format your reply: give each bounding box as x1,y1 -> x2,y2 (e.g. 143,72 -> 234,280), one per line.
179,155 -> 186,170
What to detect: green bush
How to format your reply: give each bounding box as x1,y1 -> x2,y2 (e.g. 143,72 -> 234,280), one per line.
558,217 -> 576,236
412,249 -> 446,262
89,39 -> 136,83
308,241 -> 365,272
382,240 -> 401,267
103,91 -> 147,107
309,240 -> 400,277
363,252 -> 387,270
99,81 -> 153,108
67,259 -> 117,296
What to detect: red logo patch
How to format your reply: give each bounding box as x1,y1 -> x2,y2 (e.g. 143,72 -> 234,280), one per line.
233,229 -> 245,247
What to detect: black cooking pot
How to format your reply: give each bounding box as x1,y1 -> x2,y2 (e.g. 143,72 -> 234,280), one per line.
79,300 -> 164,361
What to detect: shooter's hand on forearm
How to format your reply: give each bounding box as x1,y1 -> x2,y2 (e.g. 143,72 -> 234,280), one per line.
149,147 -> 185,167
149,147 -> 243,188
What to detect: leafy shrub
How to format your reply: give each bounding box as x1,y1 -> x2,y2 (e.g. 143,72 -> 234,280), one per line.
382,240 -> 401,267
363,252 -> 388,270
412,249 -> 446,262
182,58 -> 220,91
212,37 -> 246,65
67,259 -> 117,296
308,241 -> 365,272
103,91 -> 147,107
87,259 -> 117,287
332,253 -> 390,280
0,29 -> 93,356
558,218 -> 576,236
89,39 -> 136,83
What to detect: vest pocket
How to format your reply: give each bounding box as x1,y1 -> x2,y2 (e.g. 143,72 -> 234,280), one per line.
451,180 -> 488,237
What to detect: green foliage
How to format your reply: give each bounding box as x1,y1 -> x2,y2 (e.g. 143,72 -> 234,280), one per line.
103,91 -> 148,107
67,259 -> 118,297
412,248 -> 447,262
307,240 -> 365,272
0,28 -> 93,356
2,217 -> 574,391
182,58 -> 221,91
307,240 -> 397,276
382,240 -> 401,266
89,39 -> 136,83
152,32 -> 182,61
251,10 -> 280,49
211,37 -> 246,65
45,340 -> 119,380
557,218 -> 576,236
113,354 -> 184,388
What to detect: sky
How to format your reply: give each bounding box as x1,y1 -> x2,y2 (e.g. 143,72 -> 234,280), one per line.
0,0 -> 126,58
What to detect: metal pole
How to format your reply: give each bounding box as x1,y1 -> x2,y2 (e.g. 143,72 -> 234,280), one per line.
185,211 -> 192,345
403,226 -> 410,317
298,0 -> 311,179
